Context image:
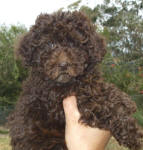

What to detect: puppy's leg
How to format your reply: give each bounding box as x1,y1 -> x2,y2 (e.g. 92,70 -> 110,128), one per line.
76,86 -> 143,150
109,115 -> 143,150
8,117 -> 67,150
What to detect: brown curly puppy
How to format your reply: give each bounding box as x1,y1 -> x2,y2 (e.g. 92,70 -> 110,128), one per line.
8,11 -> 143,150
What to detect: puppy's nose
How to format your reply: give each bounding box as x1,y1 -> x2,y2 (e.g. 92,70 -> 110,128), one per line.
60,62 -> 67,67
60,62 -> 68,70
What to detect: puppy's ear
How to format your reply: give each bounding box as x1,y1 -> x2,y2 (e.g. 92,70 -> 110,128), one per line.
15,31 -> 37,67
15,13 -> 53,67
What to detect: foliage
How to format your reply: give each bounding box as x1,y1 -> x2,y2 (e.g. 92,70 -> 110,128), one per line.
0,25 -> 27,119
102,55 -> 143,94
67,0 -> 81,11
101,0 -> 143,61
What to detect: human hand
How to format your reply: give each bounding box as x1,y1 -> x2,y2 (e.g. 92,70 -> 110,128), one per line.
63,96 -> 111,150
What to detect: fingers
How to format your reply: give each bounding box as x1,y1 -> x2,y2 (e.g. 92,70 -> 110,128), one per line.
63,96 -> 80,125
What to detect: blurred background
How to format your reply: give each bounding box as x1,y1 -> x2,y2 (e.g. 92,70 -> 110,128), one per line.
0,0 -> 143,150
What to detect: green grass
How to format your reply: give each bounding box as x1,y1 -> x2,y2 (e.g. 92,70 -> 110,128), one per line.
0,127 -> 11,150
0,126 -> 142,150
106,137 -> 129,150
0,135 -> 11,150
0,130 -> 9,135
106,138 -> 143,150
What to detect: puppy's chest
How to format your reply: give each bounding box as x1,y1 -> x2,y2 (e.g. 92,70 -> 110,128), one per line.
45,83 -> 103,114
46,85 -> 76,110
34,82 -> 108,128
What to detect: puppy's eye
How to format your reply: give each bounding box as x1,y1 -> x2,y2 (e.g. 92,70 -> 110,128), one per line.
48,43 -> 56,49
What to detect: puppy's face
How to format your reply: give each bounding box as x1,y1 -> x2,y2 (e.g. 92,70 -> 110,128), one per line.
41,45 -> 88,83
18,12 -> 106,83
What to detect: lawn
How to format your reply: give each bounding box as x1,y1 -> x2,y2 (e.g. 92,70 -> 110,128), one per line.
0,127 -> 11,150
0,126 -> 142,150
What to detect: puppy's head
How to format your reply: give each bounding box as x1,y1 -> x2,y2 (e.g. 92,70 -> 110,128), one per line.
17,11 -> 106,83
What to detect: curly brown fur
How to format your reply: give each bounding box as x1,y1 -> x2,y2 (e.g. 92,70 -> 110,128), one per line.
8,11 -> 143,150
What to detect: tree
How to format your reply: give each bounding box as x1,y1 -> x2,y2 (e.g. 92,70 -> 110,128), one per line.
0,25 -> 27,109
99,0 -> 143,61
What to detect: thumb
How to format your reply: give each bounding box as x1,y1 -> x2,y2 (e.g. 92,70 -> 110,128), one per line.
63,96 -> 80,126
